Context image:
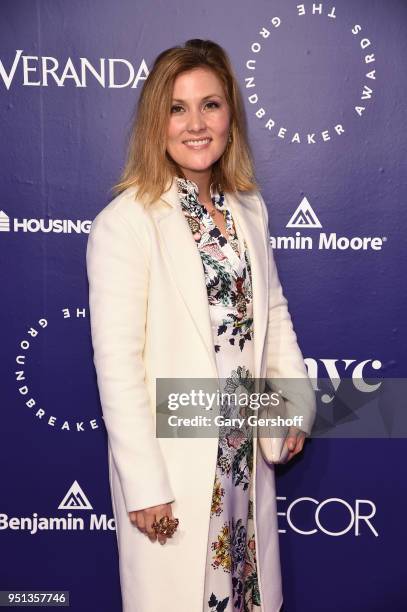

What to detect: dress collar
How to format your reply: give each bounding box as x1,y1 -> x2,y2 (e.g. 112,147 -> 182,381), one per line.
175,176 -> 223,206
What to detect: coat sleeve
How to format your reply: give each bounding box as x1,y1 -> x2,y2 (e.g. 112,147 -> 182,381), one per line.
257,190 -> 316,437
86,204 -> 175,512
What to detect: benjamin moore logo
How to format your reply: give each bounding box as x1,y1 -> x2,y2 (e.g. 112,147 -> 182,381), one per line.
269,197 -> 387,251
58,480 -> 93,510
0,210 -> 91,234
286,197 -> 322,228
0,481 -> 116,534
243,4 -> 377,144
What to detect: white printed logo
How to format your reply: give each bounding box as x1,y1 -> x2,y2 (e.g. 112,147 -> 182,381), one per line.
0,210 -> 91,234
270,197 -> 386,251
14,307 -> 101,433
0,481 -> 116,533
278,496 -> 378,537
0,210 -> 10,232
286,197 -> 322,228
243,5 -> 377,144
58,480 -> 93,510
0,50 -> 148,89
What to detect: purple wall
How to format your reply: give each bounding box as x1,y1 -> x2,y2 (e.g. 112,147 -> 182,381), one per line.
1,1 -> 406,610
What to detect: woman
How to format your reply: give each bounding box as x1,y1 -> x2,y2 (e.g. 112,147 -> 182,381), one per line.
86,39 -> 315,612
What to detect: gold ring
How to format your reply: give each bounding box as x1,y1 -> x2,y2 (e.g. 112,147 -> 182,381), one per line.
151,515 -> 179,537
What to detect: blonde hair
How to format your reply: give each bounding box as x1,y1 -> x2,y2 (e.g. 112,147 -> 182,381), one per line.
111,39 -> 258,206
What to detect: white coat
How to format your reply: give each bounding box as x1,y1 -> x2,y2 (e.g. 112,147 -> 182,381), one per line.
86,177 -> 316,612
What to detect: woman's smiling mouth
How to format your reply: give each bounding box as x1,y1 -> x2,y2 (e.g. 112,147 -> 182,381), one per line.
183,137 -> 212,149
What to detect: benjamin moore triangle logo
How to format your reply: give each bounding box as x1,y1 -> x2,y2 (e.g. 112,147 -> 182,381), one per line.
286,197 -> 322,229
271,196 -> 385,251
0,210 -> 10,231
58,480 -> 93,510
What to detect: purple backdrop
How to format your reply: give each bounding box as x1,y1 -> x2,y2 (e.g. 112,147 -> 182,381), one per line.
1,0 -> 406,610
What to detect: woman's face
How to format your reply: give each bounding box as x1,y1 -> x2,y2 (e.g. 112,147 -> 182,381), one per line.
166,67 -> 231,178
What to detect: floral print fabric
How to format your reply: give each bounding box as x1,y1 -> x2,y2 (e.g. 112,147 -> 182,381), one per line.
176,177 -> 262,612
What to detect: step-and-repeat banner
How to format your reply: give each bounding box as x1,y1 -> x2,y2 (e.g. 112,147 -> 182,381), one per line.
1,1 -> 406,610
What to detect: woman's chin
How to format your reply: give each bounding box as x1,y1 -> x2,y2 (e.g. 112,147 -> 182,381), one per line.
176,154 -> 224,173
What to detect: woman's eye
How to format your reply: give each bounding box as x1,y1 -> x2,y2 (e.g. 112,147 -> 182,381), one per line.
170,101 -> 220,113
205,101 -> 220,109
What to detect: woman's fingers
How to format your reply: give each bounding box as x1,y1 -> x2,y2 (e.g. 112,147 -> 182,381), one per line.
144,508 -> 158,542
135,510 -> 147,533
285,426 -> 299,453
128,510 -> 147,534
128,510 -> 141,530
128,503 -> 174,544
285,427 -> 306,461
154,504 -> 173,545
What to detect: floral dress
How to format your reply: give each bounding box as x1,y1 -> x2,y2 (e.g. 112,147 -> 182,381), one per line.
176,177 -> 262,612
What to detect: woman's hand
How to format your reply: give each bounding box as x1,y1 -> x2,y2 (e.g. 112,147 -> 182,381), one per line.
128,502 -> 175,545
284,425 -> 306,462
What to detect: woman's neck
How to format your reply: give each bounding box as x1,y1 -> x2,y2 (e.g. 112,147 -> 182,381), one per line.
181,171 -> 212,202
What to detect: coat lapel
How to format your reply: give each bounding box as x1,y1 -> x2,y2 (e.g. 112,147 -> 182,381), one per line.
227,189 -> 268,381
156,178 -> 268,380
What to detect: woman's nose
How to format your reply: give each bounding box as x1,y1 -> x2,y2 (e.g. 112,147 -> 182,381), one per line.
186,108 -> 206,132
